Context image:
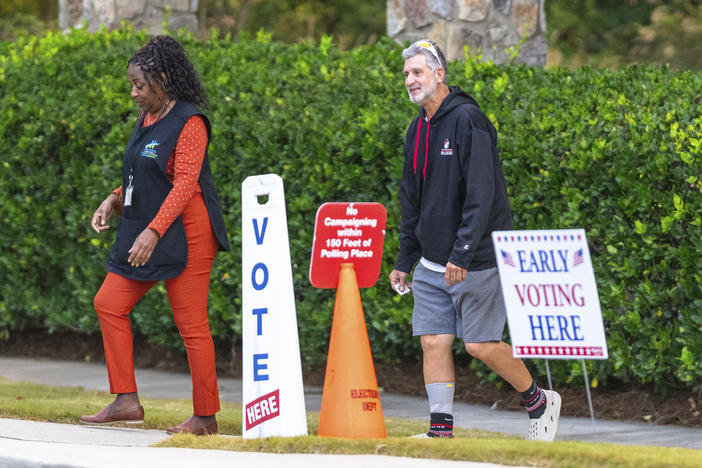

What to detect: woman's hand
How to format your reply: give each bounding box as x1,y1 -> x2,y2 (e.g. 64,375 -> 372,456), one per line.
127,228 -> 160,267
91,193 -> 119,233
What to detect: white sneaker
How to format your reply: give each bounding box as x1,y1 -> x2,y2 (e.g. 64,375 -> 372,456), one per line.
526,389 -> 561,441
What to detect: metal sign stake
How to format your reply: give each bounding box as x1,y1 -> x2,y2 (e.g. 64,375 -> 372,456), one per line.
581,359 -> 596,423
544,359 -> 553,391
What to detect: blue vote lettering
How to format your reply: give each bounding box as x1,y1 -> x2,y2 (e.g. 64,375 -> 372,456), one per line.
517,249 -> 569,273
253,353 -> 269,381
250,216 -> 272,385
528,315 -> 584,341
251,263 -> 269,290
253,217 -> 269,245
252,308 -> 268,335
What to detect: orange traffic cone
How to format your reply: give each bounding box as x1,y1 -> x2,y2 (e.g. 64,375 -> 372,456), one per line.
317,263 -> 386,438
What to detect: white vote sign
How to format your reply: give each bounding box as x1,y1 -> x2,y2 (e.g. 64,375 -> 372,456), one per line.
241,174 -> 307,438
492,229 -> 608,360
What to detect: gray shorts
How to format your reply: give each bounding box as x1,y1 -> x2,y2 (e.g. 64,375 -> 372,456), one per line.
412,263 -> 506,342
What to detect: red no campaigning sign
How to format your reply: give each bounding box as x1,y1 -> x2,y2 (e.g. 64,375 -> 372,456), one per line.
309,202 -> 386,288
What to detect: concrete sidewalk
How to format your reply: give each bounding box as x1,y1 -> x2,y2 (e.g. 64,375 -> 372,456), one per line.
0,357 -> 701,467
0,434 -> 518,468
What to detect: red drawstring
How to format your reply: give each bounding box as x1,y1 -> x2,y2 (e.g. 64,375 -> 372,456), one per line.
412,118 -> 431,179
423,118 -> 431,180
412,120 -> 422,174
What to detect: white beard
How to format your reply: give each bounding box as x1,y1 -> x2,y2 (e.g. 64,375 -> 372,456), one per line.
407,79 -> 438,105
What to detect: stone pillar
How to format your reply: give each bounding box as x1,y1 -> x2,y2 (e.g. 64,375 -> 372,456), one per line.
58,0 -> 199,35
388,0 -> 546,66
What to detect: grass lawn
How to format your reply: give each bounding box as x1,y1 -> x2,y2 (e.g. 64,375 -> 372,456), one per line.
1,377 -> 700,468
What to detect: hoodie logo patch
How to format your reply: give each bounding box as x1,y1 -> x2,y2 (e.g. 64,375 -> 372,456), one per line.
441,138 -> 453,156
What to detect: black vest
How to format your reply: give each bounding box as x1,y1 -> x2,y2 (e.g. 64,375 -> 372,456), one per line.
106,101 -> 230,281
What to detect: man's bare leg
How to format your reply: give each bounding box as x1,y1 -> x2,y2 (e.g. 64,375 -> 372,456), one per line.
418,334 -> 456,438
463,340 -> 532,392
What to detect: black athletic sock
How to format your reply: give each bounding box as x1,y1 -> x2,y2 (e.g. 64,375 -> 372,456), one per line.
520,381 -> 547,420
428,412 -> 453,438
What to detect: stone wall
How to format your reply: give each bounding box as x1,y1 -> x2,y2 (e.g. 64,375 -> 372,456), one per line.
388,0 -> 546,65
58,0 -> 198,34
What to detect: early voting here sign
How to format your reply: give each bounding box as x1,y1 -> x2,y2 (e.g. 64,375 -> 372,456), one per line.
492,229 -> 608,360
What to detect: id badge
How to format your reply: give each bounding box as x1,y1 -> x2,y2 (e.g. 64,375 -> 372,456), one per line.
124,186 -> 133,207
124,172 -> 134,207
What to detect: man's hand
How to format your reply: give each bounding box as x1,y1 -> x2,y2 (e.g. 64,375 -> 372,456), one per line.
389,269 -> 410,294
127,228 -> 160,267
91,193 -> 119,233
445,262 -> 466,286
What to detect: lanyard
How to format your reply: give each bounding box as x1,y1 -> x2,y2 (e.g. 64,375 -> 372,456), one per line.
124,99 -> 172,207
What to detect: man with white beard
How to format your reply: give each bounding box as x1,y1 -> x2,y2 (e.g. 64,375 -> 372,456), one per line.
389,40 -> 561,441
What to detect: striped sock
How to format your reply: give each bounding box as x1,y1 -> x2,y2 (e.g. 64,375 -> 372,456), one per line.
427,412 -> 454,438
521,381 -> 547,419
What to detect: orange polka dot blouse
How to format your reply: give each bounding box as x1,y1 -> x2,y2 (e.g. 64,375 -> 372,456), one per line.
112,113 -> 208,238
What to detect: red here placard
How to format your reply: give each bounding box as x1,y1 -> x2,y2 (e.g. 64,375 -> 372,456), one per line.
309,202 -> 387,288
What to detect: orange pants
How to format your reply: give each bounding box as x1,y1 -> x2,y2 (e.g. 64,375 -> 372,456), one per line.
94,192 -> 220,416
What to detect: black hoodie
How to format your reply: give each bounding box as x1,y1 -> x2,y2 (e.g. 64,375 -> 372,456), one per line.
395,86 -> 513,273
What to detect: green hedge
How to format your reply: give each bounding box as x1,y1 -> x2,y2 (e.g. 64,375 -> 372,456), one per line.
1,27 -> 700,393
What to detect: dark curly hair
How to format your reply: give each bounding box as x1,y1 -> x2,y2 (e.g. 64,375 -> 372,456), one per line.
128,35 -> 208,110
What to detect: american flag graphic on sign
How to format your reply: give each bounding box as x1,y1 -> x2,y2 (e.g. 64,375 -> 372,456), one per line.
573,248 -> 584,267
501,250 -> 516,267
